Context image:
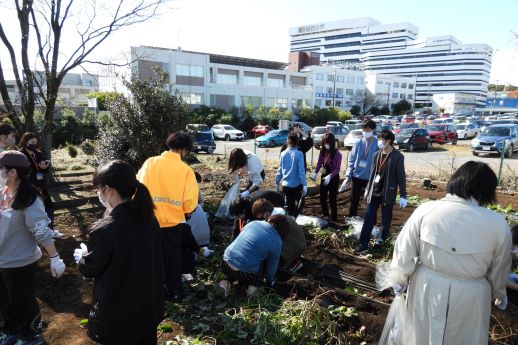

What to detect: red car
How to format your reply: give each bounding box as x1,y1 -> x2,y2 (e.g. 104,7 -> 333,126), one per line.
249,125 -> 273,138
392,123 -> 419,135
402,115 -> 416,123
425,124 -> 458,145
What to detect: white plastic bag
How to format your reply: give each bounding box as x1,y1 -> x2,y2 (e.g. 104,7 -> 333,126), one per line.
378,295 -> 407,345
295,214 -> 328,228
345,217 -> 381,240
215,180 -> 240,219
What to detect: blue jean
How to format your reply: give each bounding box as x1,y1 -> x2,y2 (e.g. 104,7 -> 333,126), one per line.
359,196 -> 393,247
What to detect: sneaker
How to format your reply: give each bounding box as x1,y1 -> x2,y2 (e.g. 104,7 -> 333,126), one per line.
218,280 -> 231,297
52,230 -> 64,239
182,274 -> 194,282
287,260 -> 303,273
353,244 -> 369,255
374,238 -> 384,248
0,333 -> 17,345
14,334 -> 44,345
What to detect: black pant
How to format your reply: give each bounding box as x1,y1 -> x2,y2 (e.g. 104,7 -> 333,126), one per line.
320,175 -> 339,221
349,177 -> 369,217
161,224 -> 189,296
283,185 -> 303,218
181,226 -> 199,275
359,196 -> 394,247
222,260 -> 264,287
0,262 -> 42,340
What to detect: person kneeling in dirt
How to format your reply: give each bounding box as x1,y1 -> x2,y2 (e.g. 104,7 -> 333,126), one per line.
219,215 -> 289,297
0,151 -> 66,345
251,199 -> 307,272
228,148 -> 265,198
75,160 -> 164,345
229,189 -> 285,239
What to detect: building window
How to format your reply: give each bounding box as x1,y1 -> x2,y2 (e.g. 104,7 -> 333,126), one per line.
356,77 -> 364,85
336,88 -> 344,96
217,74 -> 238,85
267,77 -> 284,88
243,75 -> 262,87
401,83 -> 407,88
408,84 -> 414,89
393,82 -> 400,88
315,86 -> 323,93
325,99 -> 333,106
407,94 -> 413,100
355,89 -> 363,96
181,93 -> 203,105
176,64 -> 204,77
337,76 -> 345,83
315,99 -> 323,108
327,74 -> 335,82
346,89 -> 353,96
400,94 -> 405,99
326,87 -> 334,94
241,96 -> 262,107
347,76 -> 354,84
335,100 -> 343,107
267,97 -> 288,108
292,99 -> 311,109
392,93 -> 398,99
315,73 -> 324,81
377,80 -> 384,85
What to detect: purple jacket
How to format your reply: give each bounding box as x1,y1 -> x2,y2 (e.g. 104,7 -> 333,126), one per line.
315,150 -> 342,178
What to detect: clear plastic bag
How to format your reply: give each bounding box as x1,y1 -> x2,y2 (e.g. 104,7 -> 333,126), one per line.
215,180 -> 241,219
345,216 -> 381,240
378,295 -> 407,345
295,214 -> 328,228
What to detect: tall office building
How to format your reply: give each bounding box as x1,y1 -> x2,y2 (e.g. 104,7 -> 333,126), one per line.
289,18 -> 492,107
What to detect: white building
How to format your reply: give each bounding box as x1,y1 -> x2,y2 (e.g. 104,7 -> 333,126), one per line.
432,93 -> 477,114
289,18 -> 492,108
131,46 -> 313,111
365,73 -> 417,109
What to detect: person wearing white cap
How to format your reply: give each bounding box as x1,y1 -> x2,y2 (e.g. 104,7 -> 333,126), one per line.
0,151 -> 65,345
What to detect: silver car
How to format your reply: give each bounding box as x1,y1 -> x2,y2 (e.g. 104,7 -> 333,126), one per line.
312,125 -> 349,148
343,130 -> 363,150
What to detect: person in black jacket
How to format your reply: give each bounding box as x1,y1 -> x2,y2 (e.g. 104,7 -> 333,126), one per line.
229,189 -> 284,239
281,124 -> 313,170
75,160 -> 164,345
354,130 -> 408,255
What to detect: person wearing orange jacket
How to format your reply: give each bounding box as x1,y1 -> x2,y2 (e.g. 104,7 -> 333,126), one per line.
137,132 -> 199,302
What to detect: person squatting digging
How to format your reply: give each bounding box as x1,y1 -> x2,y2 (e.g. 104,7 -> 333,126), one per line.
228,148 -> 265,199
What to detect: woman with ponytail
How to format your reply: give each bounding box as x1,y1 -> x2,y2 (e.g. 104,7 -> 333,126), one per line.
75,160 -> 164,345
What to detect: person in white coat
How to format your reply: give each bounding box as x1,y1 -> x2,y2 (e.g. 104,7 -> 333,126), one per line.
383,161 -> 511,345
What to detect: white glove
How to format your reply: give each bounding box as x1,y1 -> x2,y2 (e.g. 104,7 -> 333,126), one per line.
339,178 -> 350,193
392,283 -> 407,296
399,197 -> 408,209
310,172 -> 317,181
302,186 -> 307,196
201,247 -> 214,257
271,207 -> 286,216
495,296 -> 508,310
240,190 -> 250,198
73,243 -> 88,264
50,255 -> 66,278
323,175 -> 331,186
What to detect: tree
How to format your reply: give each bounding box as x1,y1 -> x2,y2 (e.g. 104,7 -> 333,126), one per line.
297,107 -> 339,126
338,110 -> 352,122
354,88 -> 380,116
87,91 -> 119,111
190,105 -> 228,127
380,106 -> 390,115
350,105 -> 361,116
392,100 -> 411,115
0,0 -> 168,158
95,71 -> 190,169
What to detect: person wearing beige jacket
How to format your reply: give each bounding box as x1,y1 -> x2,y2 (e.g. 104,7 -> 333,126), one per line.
383,161 -> 511,345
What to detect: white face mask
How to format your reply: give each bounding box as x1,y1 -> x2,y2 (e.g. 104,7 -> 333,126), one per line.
378,141 -> 386,150
97,188 -> 112,210
363,131 -> 373,139
324,144 -> 330,150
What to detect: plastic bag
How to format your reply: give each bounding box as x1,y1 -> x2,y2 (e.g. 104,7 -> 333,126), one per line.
296,214 -> 328,228
378,295 -> 408,345
215,180 -> 240,219
345,217 -> 381,240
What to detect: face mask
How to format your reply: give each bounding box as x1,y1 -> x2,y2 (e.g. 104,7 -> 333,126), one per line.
363,131 -> 373,139
97,189 -> 112,210
0,171 -> 8,189
378,141 -> 386,150
324,144 -> 330,150
27,143 -> 38,151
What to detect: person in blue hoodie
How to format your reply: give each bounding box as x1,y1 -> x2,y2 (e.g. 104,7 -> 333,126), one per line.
339,120 -> 378,217
276,133 -> 307,217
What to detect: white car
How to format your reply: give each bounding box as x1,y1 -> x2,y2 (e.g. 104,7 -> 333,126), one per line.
343,129 -> 363,150
211,124 -> 244,141
455,123 -> 479,140
344,120 -> 363,130
326,121 -> 349,131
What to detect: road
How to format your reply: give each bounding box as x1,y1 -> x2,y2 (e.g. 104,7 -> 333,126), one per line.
211,139 -> 518,177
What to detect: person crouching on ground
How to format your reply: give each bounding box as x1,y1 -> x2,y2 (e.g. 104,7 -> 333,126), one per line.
75,160 -> 164,345
229,189 -> 284,239
0,151 -> 66,345
251,199 -> 307,272
276,133 -> 307,217
228,148 -> 265,198
219,215 -> 289,297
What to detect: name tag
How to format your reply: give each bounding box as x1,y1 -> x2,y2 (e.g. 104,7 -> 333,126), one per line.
36,173 -> 44,181
359,161 -> 367,168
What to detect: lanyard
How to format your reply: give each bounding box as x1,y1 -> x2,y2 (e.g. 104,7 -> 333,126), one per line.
377,152 -> 391,174
363,138 -> 374,160
239,218 -> 244,232
27,152 -> 40,171
0,188 -> 16,211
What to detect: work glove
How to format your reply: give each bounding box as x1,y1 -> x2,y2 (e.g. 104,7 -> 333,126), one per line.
495,295 -> 508,310
73,243 -> 88,264
201,247 -> 214,257
302,186 -> 307,196
508,273 -> 518,284
240,190 -> 250,198
271,207 -> 286,216
339,178 -> 350,193
399,197 -> 408,209
50,255 -> 66,278
310,172 -> 317,181
392,283 -> 407,296
276,184 -> 280,192
323,175 -> 331,186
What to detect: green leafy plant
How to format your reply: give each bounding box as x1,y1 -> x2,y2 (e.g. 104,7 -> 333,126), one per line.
66,142 -> 78,158
80,140 -> 95,155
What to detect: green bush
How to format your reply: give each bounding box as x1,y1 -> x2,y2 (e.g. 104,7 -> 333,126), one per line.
66,143 -> 78,158
80,140 -> 95,155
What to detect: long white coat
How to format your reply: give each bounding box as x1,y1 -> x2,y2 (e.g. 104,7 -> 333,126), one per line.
389,194 -> 511,345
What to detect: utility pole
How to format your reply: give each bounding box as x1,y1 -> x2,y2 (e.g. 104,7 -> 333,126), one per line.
332,69 -> 337,107
426,82 -> 431,109
492,79 -> 499,115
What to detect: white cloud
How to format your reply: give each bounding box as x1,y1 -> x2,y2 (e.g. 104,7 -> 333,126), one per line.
490,49 -> 518,85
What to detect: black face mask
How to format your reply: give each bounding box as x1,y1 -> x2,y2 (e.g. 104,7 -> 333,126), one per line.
27,144 -> 38,150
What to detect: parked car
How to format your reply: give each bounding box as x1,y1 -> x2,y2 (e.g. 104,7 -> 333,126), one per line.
432,118 -> 454,125
440,113 -> 451,118
326,121 -> 350,131
290,121 -> 313,135
401,115 -> 416,123
392,122 -> 419,135
211,124 -> 244,141
471,125 -> 518,158
189,131 -> 216,154
248,125 -> 273,138
186,124 -> 211,133
343,129 -> 363,150
312,125 -> 349,148
455,123 -> 480,140
394,128 -> 432,151
380,124 -> 394,132
344,120 -> 363,130
255,129 -> 289,147
426,115 -> 438,124
425,124 -> 458,145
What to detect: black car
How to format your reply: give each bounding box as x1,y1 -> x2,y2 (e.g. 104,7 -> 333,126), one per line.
394,128 -> 432,151
190,132 -> 216,154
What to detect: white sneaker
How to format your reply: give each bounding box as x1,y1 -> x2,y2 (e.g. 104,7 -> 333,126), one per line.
246,285 -> 258,296
218,280 -> 231,297
182,274 -> 194,282
52,230 -> 64,239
